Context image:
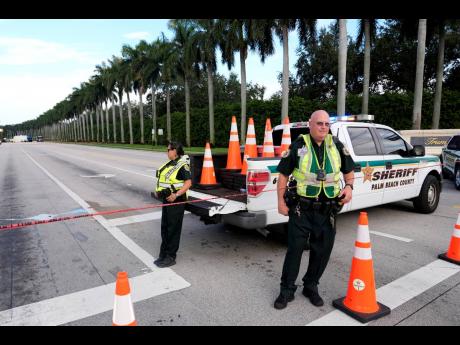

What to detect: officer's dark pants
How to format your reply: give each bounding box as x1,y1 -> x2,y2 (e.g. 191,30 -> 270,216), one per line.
280,205 -> 336,297
160,201 -> 186,260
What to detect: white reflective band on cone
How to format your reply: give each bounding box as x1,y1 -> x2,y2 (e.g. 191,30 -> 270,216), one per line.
356,224 -> 371,243
113,294 -> 135,325
247,127 -> 256,135
264,147 -> 274,152
354,247 -> 372,260
231,123 -> 238,131
203,160 -> 214,168
246,138 -> 256,144
281,138 -> 291,144
452,228 -> 460,239
230,135 -> 239,141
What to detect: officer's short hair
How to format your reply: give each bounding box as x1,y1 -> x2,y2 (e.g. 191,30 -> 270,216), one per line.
168,141 -> 184,156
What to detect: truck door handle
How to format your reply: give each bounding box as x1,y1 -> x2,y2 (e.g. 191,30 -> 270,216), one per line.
386,161 -> 392,170
354,164 -> 362,172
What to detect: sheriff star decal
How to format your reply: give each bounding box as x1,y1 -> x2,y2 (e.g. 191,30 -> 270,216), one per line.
343,146 -> 350,156
362,162 -> 374,183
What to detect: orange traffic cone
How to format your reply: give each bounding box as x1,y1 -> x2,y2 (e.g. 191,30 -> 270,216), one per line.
226,116 -> 242,170
112,271 -> 137,326
262,118 -> 275,157
196,142 -> 220,189
438,212 -> 460,265
333,212 -> 391,323
241,117 -> 258,175
279,116 -> 291,156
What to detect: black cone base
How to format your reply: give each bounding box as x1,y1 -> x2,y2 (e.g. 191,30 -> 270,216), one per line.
332,297 -> 391,324
194,183 -> 221,190
438,253 -> 460,265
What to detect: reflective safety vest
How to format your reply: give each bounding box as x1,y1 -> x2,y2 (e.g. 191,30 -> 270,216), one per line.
292,134 -> 341,198
155,155 -> 190,195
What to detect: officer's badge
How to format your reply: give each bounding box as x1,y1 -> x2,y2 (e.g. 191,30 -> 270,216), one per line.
343,146 -> 350,156
281,149 -> 290,158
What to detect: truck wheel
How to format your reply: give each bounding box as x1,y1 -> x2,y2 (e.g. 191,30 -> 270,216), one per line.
455,167 -> 460,190
413,175 -> 440,214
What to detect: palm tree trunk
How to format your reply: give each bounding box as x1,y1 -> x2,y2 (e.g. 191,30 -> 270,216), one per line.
127,92 -> 133,144
96,107 -> 100,142
81,114 -> 86,142
73,117 -> 77,143
100,103 -> 105,142
412,19 -> 427,130
139,87 -> 144,144
207,65 -> 215,145
337,19 -> 348,116
151,80 -> 157,146
166,85 -> 171,142
281,25 -> 289,121
362,19 -> 371,115
240,46 -> 247,144
432,22 -> 445,129
185,76 -> 191,147
112,99 -> 117,143
90,111 -> 94,142
119,92 -> 125,143
105,101 -> 110,142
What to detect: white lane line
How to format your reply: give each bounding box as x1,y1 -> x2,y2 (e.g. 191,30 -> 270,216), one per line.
108,211 -> 190,227
306,259 -> 460,326
370,231 -> 413,243
22,150 -> 190,315
0,270 -> 187,326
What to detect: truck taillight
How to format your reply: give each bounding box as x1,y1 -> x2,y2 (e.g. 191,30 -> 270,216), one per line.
247,170 -> 270,196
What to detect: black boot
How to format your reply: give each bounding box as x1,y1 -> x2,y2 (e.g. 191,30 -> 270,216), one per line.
302,286 -> 324,307
274,293 -> 295,310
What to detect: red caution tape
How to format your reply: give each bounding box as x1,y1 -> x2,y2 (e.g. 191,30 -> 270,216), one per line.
0,162 -> 441,232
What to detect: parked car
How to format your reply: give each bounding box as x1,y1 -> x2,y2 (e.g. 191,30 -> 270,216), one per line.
441,134 -> 460,190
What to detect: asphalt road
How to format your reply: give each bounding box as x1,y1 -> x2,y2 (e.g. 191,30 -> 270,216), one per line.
0,142 -> 459,326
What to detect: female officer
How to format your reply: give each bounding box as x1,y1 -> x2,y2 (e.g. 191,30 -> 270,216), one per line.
154,141 -> 192,268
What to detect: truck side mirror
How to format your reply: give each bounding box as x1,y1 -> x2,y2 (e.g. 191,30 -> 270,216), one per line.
412,145 -> 425,157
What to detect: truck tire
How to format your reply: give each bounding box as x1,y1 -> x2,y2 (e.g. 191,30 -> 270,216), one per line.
455,166 -> 460,190
413,175 -> 440,214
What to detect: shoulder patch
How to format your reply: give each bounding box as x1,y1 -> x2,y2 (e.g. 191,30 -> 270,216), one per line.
183,164 -> 190,172
342,146 -> 350,156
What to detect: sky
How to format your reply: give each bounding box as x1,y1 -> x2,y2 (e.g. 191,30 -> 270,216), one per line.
0,19 -> 359,126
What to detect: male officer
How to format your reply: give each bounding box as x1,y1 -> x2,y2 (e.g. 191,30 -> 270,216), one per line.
274,110 -> 355,309
154,141 -> 192,268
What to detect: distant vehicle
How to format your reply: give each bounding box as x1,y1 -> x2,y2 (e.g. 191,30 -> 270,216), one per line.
13,135 -> 28,142
36,136 -> 44,142
27,135 -> 32,142
441,134 -> 460,190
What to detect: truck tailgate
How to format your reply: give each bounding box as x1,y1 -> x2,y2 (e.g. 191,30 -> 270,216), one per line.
187,188 -> 247,217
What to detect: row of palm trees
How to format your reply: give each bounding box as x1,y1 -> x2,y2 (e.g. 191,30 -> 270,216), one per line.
15,19 -> 449,145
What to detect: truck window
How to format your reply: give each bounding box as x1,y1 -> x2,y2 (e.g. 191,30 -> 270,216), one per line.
447,135 -> 460,150
376,128 -> 409,156
347,127 -> 378,156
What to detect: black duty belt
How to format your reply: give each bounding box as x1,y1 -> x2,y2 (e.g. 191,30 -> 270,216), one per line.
298,197 -> 341,214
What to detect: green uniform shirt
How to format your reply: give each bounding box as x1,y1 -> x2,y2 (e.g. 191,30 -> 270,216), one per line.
277,135 -> 355,201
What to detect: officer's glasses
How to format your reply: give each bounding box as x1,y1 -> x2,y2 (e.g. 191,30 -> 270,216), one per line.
167,148 -> 175,152
315,121 -> 330,127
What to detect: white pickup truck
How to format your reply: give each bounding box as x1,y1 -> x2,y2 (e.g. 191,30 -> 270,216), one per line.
158,115 -> 442,231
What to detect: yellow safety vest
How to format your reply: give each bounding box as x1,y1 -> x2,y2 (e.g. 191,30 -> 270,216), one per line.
156,156 -> 189,196
292,134 -> 341,198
